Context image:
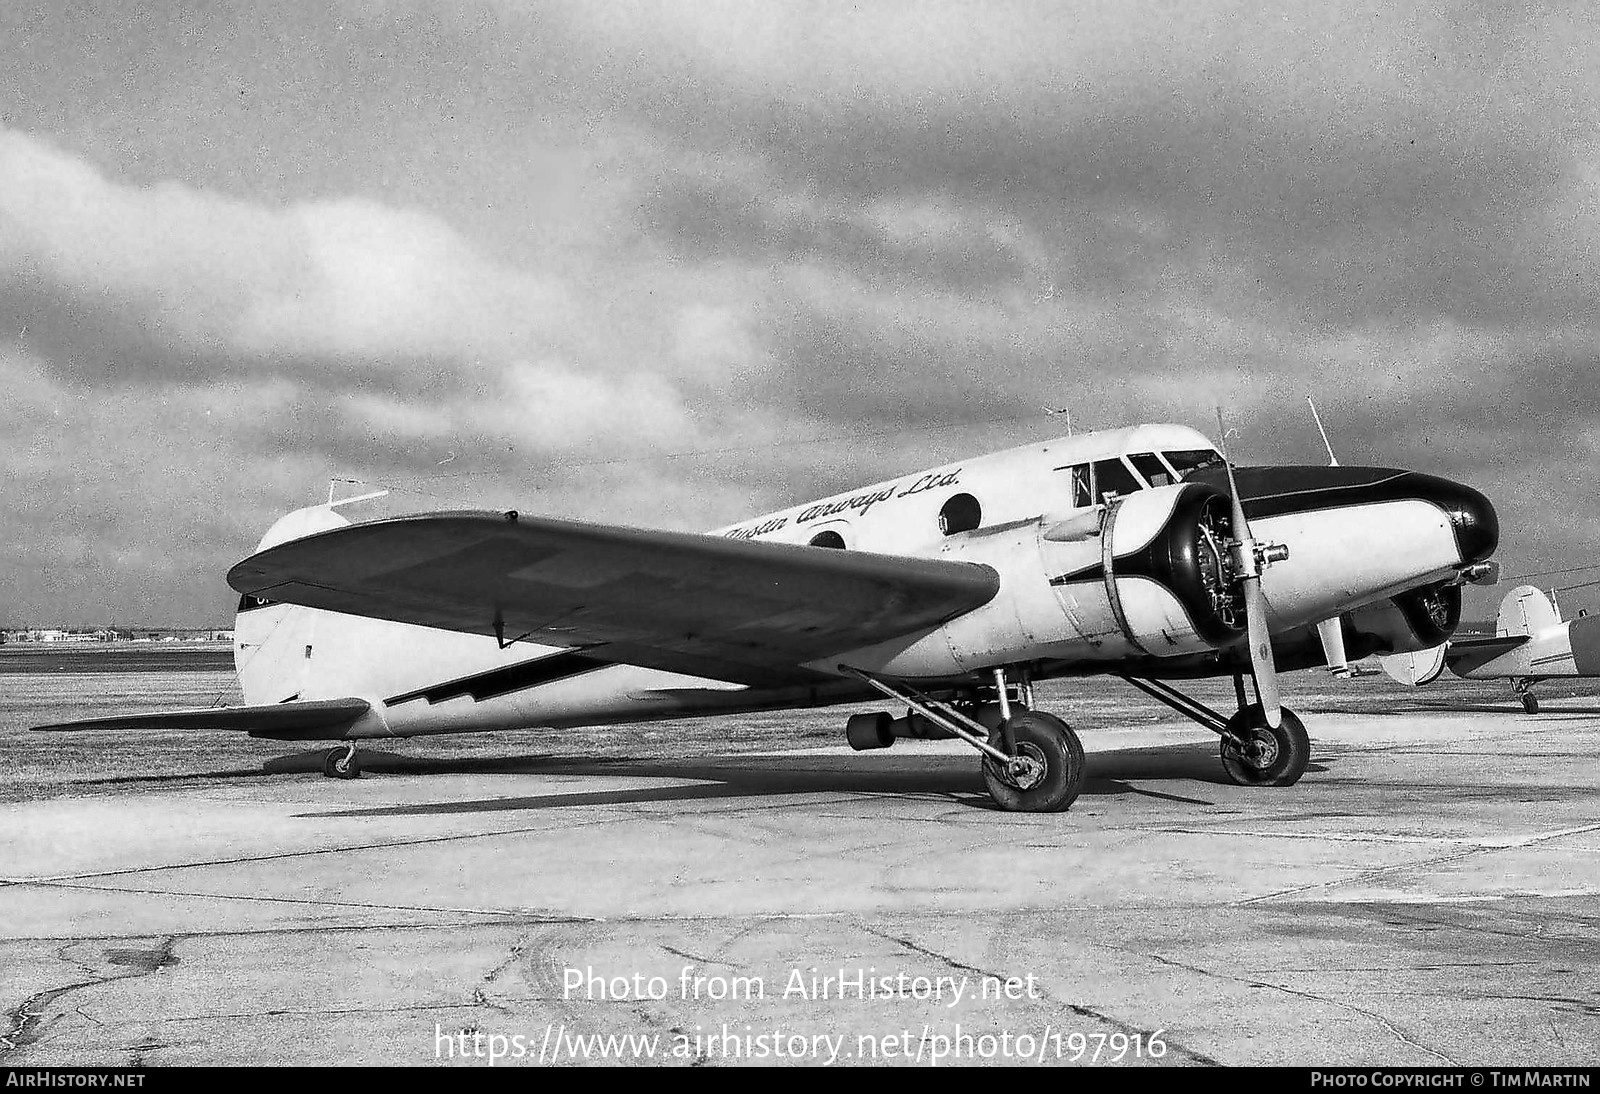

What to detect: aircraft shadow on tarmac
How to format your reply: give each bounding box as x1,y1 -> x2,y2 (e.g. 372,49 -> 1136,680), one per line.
1309,701 -> 1600,718
282,744 -> 1335,819
1414,703 -> 1600,717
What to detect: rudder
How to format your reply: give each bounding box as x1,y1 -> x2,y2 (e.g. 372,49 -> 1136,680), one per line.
1496,585 -> 1560,637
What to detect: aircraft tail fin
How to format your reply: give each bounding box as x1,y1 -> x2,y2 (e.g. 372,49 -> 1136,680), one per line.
1496,585 -> 1560,638
1378,644 -> 1448,686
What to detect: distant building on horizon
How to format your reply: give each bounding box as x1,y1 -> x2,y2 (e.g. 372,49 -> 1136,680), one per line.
1,627 -> 233,644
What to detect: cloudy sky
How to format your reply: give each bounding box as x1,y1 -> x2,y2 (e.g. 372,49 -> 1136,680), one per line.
2,1 -> 1597,626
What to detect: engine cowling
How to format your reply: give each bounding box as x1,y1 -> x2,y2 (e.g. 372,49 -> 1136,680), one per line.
874,482 -> 1251,677
1094,482 -> 1247,656
1346,581 -> 1463,655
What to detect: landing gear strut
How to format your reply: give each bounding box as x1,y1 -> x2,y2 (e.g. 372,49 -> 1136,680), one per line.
1118,674 -> 1310,787
322,742 -> 361,780
840,665 -> 1085,813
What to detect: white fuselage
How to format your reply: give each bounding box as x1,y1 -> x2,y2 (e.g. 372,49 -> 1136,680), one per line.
234,423 -> 1479,740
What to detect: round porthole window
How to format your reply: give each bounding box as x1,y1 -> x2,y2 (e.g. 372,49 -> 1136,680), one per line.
809,530 -> 846,549
938,493 -> 981,535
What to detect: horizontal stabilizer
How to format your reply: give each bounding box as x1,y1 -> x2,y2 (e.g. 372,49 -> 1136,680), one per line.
33,698 -> 372,741
1378,643 -> 1448,686
1444,634 -> 1530,676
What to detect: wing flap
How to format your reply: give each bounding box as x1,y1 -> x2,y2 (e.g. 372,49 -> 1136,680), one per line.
227,512 -> 1000,683
33,698 -> 371,741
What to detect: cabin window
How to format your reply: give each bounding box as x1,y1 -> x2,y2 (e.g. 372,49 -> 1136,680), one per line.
1091,458 -> 1142,503
1127,453 -> 1174,488
938,493 -> 982,535
1163,449 -> 1224,479
809,530 -> 846,549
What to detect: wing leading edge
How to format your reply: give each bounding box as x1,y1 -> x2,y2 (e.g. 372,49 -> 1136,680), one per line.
226,511 -> 1001,686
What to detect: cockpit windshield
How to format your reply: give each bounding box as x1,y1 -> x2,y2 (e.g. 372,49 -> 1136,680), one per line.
1061,448 -> 1226,509
1126,453 -> 1174,488
1090,458 -> 1142,503
1162,449 -> 1225,479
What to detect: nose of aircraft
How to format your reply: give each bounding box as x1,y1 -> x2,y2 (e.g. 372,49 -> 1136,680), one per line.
1196,464 -> 1500,568
1406,472 -> 1499,564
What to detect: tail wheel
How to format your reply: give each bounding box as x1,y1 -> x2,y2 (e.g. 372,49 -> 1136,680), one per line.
322,747 -> 361,780
1220,704 -> 1309,787
982,711 -> 1086,813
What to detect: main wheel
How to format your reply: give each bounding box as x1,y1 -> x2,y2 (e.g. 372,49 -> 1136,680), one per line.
1520,692 -> 1539,714
982,711 -> 1086,812
322,747 -> 361,780
1220,704 -> 1309,787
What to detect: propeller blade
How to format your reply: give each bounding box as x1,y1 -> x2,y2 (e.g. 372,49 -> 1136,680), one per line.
1213,410 -> 1251,542
1316,617 -> 1350,676
1215,408 -> 1282,727
1244,577 -> 1282,727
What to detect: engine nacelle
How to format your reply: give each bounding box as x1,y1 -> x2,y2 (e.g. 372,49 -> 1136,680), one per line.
1054,482 -> 1247,659
1345,581 -> 1463,655
867,482 -> 1250,677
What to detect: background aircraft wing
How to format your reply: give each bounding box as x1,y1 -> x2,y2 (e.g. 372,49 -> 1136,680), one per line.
227,511 -> 1001,686
33,697 -> 372,740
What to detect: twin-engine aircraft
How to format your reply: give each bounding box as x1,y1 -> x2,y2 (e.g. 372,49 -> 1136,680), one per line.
38,423 -> 1499,812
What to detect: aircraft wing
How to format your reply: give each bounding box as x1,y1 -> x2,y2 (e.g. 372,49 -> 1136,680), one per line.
226,511 -> 1001,686
33,697 -> 372,741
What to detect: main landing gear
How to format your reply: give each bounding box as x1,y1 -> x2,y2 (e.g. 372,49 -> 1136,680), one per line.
841,666 -> 1086,813
322,742 -> 361,780
981,710 -> 1086,812
839,666 -> 1310,810
1119,674 -> 1310,787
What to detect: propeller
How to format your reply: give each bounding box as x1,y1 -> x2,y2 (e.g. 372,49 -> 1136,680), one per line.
1215,410 -> 1289,729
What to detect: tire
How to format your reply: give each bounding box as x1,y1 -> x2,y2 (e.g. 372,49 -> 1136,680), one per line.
982,711 -> 1086,812
1521,692 -> 1539,714
322,747 -> 361,780
1220,704 -> 1309,787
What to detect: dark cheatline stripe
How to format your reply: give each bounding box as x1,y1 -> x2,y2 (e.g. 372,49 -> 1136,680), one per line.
1189,465 -> 1413,519
1049,563 -> 1105,587
386,648 -> 614,706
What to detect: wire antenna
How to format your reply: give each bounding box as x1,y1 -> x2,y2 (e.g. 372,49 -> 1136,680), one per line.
1307,397 -> 1339,467
327,478 -> 390,508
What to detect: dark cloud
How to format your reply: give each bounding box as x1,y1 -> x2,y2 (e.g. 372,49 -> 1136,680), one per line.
3,1 -> 1600,623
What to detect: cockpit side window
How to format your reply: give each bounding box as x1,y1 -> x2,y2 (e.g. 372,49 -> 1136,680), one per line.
1127,453 -> 1173,488
1163,449 -> 1224,479
1068,464 -> 1093,508
1091,458 -> 1142,503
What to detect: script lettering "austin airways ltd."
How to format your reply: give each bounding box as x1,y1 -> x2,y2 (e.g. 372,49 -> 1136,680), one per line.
721,469 -> 963,540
